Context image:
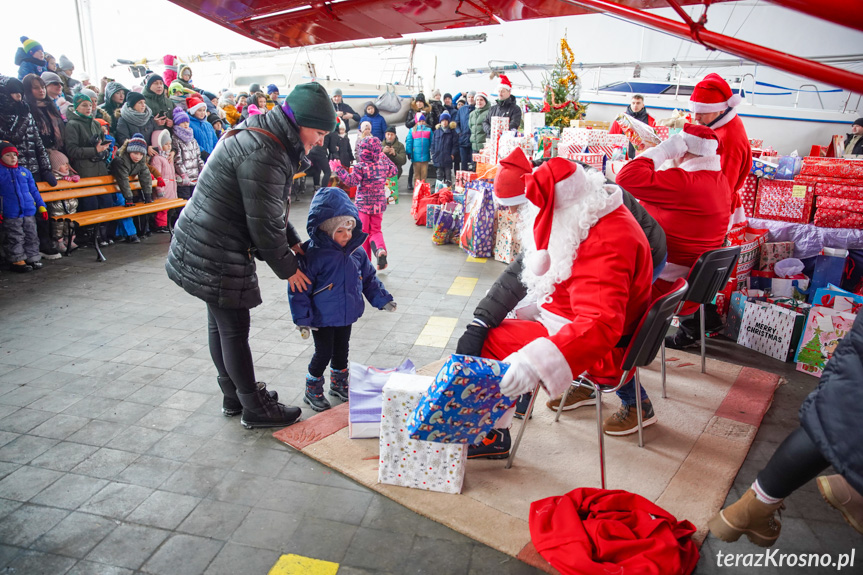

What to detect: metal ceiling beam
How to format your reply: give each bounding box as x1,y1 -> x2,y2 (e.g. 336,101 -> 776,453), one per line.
560,0 -> 863,93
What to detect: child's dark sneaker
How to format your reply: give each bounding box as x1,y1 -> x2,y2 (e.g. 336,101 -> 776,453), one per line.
329,367 -> 350,401
376,249 -> 387,270
126,235 -> 140,244
27,261 -> 43,270
467,428 -> 511,459
513,392 -> 532,419
9,263 -> 32,273
304,373 -> 331,412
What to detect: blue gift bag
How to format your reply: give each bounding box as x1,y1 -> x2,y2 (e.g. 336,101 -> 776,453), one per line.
407,354 -> 513,445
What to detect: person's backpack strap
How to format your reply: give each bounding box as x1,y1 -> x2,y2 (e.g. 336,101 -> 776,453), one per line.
223,127 -> 286,152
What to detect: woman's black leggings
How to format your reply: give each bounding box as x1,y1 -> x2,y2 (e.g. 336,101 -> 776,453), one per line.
206,303 -> 256,394
308,326 -> 352,378
756,426 -> 830,499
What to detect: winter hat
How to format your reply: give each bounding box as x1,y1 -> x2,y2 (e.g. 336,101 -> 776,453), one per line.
319,215 -> 356,238
439,110 -> 451,122
247,104 -> 262,116
495,148 -> 533,206
58,55 -> 74,71
475,91 -> 489,104
73,93 -> 92,107
853,118 -> 863,128
266,84 -> 279,95
415,112 -> 426,123
457,96 -> 467,105
522,158 -> 593,276
207,113 -> 221,126
467,90 -> 476,97
1,141 -> 18,156
48,149 -> 69,170
332,88 -> 343,97
125,91 -> 146,108
201,90 -> 217,102
41,71 -> 62,86
186,96 -> 207,115
249,83 -> 261,94
360,121 -> 371,132
689,73 -> 742,113
237,91 -> 249,99
385,125 -> 396,135
146,74 -> 165,90
498,74 -> 513,94
153,129 -> 172,148
20,36 -> 43,56
414,93 -> 426,104
681,123 -> 721,156
173,106 -> 190,125
284,82 -> 337,132
444,92 -> 452,101
3,78 -> 25,95
95,118 -> 109,130
126,133 -> 148,155
78,87 -> 98,102
105,81 -> 128,101
179,65 -> 192,80
432,88 -> 441,99
168,81 -> 193,97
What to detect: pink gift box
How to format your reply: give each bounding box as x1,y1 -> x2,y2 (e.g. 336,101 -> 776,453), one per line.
754,180 -> 816,223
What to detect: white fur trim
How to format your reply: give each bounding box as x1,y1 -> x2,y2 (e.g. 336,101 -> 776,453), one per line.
519,337 -> 573,399
682,132 -> 718,156
688,100 -> 729,114
188,102 -> 207,115
728,205 -> 748,229
641,134 -> 686,168
658,261 -> 690,282
595,186 -> 623,219
678,155 -> 721,172
708,107 -> 738,130
727,93 -> 743,108
529,250 -> 551,275
495,194 -> 526,206
554,166 -> 590,209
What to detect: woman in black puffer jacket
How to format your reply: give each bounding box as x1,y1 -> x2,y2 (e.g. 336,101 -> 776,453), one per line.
166,82 -> 336,429
0,76 -> 55,185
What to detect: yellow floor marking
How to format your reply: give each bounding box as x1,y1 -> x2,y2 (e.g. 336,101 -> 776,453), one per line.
415,316 -> 459,348
447,276 -> 478,297
268,554 -> 339,575
466,256 -> 487,263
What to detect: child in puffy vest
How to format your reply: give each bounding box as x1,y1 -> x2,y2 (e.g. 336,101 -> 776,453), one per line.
405,112 -> 433,183
431,110 -> 457,184
172,107 -> 204,199
329,137 -> 397,270
48,149 -> 79,253
288,187 -> 396,412
1,141 -> 48,272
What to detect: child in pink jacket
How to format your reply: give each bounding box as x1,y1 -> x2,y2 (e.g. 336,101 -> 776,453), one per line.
329,136 -> 397,270
150,129 -> 178,232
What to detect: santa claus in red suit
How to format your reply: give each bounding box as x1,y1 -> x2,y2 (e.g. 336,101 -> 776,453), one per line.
462,159 -> 655,458
689,73 -> 751,228
617,123 -> 732,313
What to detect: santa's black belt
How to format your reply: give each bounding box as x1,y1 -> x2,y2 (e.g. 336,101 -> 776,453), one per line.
615,334 -> 633,348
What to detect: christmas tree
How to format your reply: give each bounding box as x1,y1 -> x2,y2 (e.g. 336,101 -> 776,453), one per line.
523,36 -> 588,130
797,326 -> 826,372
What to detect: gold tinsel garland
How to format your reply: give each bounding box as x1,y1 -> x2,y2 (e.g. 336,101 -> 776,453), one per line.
558,37 -> 578,88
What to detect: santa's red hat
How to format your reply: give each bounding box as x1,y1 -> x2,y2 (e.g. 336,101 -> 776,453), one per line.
523,158 -> 593,276
689,73 -> 742,113
494,148 -> 533,206
498,74 -> 513,94
682,123 -> 722,156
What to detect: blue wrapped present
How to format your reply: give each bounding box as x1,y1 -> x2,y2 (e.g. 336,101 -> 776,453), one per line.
407,354 -> 514,445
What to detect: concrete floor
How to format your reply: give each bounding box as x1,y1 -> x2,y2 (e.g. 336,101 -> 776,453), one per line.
0,188 -> 859,574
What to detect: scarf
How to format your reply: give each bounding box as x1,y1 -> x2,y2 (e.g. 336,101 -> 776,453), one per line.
174,124 -> 194,143
626,104 -> 649,124
120,104 -> 152,127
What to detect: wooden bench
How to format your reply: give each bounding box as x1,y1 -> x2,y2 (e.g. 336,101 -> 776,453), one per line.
37,175 -> 187,262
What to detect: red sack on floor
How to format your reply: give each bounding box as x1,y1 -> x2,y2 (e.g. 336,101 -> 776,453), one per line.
530,488 -> 699,575
411,180 -> 431,222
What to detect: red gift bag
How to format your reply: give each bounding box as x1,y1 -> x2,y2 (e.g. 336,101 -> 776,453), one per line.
411,179 -> 430,222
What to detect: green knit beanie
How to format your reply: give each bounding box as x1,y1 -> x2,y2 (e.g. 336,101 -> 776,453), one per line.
73,93 -> 92,107
284,82 -> 336,132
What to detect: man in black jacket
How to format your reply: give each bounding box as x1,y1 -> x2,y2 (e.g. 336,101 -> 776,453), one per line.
845,118 -> 863,156
483,75 -> 522,135
166,82 -> 336,430
331,89 -> 358,132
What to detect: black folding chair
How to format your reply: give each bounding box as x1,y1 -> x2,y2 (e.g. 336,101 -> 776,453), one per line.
660,247 -> 741,396
507,279 -> 689,487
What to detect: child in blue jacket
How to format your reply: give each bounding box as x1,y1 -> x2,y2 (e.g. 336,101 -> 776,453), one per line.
405,113 -> 433,183
1,141 -> 48,272
289,187 -> 396,412
431,110 -> 457,184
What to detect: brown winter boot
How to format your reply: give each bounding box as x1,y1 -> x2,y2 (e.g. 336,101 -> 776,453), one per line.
818,475 -> 863,534
708,488 -> 783,547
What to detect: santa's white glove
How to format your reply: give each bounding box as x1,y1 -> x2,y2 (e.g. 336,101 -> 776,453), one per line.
640,133 -> 687,167
383,301 -> 397,312
499,352 -> 542,399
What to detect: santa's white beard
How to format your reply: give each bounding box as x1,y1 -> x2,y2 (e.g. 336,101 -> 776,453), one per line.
518,185 -> 615,304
